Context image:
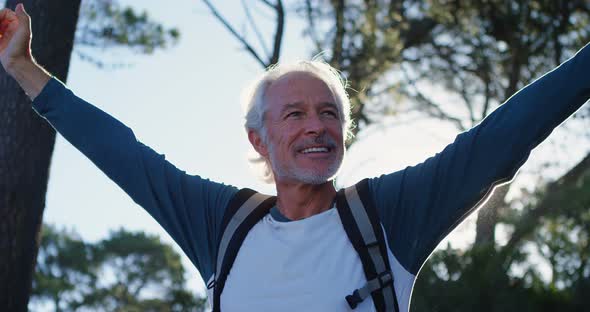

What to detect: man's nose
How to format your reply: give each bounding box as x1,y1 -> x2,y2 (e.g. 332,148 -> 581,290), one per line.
304,114 -> 326,136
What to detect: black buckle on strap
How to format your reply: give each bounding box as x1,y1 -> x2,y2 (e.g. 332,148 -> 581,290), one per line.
346,271 -> 393,310
346,289 -> 363,309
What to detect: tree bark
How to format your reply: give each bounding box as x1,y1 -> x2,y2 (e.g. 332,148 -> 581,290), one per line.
474,183 -> 510,245
0,0 -> 80,310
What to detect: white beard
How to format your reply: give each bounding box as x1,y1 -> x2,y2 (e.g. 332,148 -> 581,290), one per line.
267,142 -> 344,184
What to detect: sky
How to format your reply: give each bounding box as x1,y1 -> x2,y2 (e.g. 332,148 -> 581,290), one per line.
37,0 -> 588,300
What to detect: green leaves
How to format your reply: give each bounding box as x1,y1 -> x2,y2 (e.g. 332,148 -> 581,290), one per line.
411,159 -> 590,312
31,225 -> 206,311
74,0 -> 181,67
32,225 -> 96,311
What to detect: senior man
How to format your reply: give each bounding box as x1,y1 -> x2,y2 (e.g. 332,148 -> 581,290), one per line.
2,4 -> 589,312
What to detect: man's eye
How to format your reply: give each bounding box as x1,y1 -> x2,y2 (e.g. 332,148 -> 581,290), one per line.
322,110 -> 338,118
286,111 -> 302,118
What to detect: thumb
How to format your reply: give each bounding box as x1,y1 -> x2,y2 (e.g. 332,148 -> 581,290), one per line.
15,3 -> 30,21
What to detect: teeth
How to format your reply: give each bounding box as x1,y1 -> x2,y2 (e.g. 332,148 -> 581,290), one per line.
301,147 -> 329,154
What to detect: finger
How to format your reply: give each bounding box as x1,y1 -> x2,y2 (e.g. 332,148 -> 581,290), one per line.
0,9 -> 17,38
0,15 -> 17,32
0,21 -> 9,33
0,8 -> 13,18
0,9 -> 16,21
0,15 -> 16,24
0,17 -> 14,35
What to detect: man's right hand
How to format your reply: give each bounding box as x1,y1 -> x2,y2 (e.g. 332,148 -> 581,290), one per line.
0,3 -> 33,74
0,3 -> 50,101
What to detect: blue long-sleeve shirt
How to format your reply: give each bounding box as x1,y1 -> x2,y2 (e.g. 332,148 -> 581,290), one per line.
32,43 -> 589,298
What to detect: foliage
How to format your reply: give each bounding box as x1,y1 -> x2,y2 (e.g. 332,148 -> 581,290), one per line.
297,0 -> 590,136
31,225 -> 96,311
75,0 -> 181,67
411,158 -> 590,311
31,226 -> 206,311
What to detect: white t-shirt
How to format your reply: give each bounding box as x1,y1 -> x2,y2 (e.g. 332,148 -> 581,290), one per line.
206,206 -> 416,311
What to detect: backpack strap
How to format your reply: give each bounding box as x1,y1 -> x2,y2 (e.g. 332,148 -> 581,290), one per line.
208,188 -> 276,312
336,179 -> 399,312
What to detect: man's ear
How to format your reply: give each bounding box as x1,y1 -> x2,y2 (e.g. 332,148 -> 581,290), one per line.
248,129 -> 269,158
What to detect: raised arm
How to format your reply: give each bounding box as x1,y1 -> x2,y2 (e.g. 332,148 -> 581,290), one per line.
0,4 -> 236,280
370,42 -> 590,275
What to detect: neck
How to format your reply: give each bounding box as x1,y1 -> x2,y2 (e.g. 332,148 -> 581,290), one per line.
274,178 -> 337,221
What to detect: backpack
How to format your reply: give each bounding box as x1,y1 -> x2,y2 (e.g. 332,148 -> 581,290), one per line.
206,179 -> 399,311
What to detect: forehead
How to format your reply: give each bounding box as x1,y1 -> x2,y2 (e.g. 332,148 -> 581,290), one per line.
264,72 -> 337,111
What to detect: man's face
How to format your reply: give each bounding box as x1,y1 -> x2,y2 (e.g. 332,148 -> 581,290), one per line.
260,72 -> 345,184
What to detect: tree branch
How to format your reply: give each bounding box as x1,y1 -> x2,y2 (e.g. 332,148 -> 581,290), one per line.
201,0 -> 267,67
400,65 -> 467,131
330,0 -> 345,67
304,0 -> 324,52
258,0 -> 275,9
269,0 -> 284,66
429,40 -> 479,125
242,0 -> 270,59
500,152 -> 590,264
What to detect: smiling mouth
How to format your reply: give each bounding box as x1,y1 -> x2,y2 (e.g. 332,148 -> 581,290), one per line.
299,146 -> 332,154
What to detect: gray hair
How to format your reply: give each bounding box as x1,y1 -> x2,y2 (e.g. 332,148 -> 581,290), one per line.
242,60 -> 354,183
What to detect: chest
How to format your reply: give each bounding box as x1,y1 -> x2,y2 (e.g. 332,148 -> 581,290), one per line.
217,210 -> 377,311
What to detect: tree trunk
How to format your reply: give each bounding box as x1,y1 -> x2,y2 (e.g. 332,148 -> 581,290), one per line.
500,152 -> 590,259
474,183 -> 510,245
0,0 -> 80,310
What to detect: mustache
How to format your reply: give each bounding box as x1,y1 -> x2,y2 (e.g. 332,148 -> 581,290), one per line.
294,135 -> 338,151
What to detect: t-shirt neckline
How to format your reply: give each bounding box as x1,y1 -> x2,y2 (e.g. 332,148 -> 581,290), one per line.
269,203 -> 337,223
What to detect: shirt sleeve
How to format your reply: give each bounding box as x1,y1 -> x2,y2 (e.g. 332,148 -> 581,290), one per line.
32,78 -> 238,280
369,42 -> 590,275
